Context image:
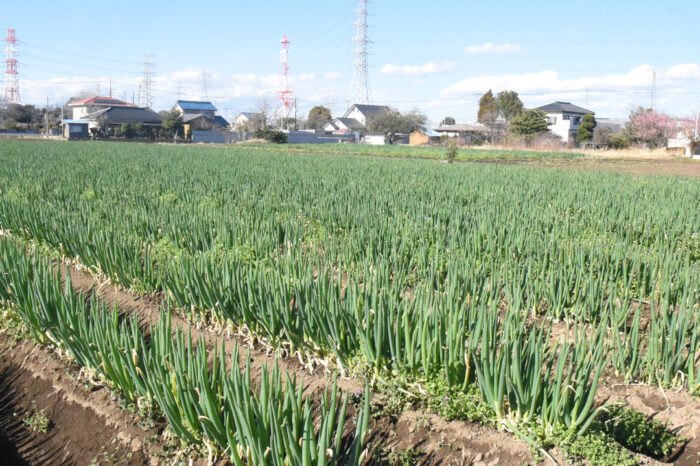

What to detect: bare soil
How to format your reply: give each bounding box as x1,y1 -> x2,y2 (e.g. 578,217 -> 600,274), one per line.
0,338 -> 151,465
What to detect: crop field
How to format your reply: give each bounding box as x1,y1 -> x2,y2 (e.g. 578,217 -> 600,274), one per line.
0,139 -> 698,465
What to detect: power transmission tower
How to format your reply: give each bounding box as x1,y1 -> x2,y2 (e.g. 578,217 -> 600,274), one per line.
176,83 -> 183,100
3,29 -> 21,104
278,35 -> 294,128
139,53 -> 155,108
348,0 -> 371,106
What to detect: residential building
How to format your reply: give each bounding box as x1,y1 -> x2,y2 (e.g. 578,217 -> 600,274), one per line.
173,100 -> 229,140
82,106 -> 162,137
234,112 -> 264,129
174,100 -> 217,119
434,123 -> 488,143
67,96 -> 137,120
535,101 -> 594,143
409,129 -> 441,145
61,119 -> 90,139
342,104 -> 391,128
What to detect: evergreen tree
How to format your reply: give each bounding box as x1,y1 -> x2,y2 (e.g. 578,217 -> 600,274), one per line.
576,114 -> 596,144
495,91 -> 524,121
478,90 -> 497,125
510,110 -> 548,139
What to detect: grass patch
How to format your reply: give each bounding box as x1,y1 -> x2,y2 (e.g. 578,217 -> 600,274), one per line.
599,404 -> 683,460
556,426 -> 636,466
23,405 -> 51,434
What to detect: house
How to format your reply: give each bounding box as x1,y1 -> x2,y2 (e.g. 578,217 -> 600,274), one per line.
535,101 -> 594,143
67,96 -> 137,120
174,100 -> 217,119
234,112 -> 264,129
173,100 -> 229,141
61,119 -> 90,139
342,104 -> 391,128
409,129 -> 441,146
434,123 -> 488,143
82,106 -> 162,137
667,131 -> 700,157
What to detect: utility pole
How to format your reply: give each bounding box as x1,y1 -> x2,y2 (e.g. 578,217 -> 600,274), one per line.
650,69 -> 657,111
109,77 -> 112,98
695,101 -> 698,141
586,89 -> 589,109
45,97 -> 49,136
201,71 -> 209,100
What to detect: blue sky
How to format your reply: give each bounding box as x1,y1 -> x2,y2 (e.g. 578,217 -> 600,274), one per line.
5,0 -> 700,124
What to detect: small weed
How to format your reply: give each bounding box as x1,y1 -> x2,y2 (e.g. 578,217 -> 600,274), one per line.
599,404 -> 683,460
374,445 -> 424,466
23,405 -> 51,434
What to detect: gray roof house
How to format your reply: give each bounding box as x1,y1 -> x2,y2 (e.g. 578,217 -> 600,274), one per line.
342,104 -> 391,128
82,106 -> 162,137
534,101 -> 594,143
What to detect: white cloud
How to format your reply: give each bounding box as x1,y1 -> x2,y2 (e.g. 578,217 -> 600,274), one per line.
324,71 -> 342,80
381,61 -> 454,76
464,42 -> 522,55
440,64 -> 699,97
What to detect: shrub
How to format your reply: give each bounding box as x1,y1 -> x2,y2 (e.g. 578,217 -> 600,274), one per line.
254,128 -> 288,144
607,133 -> 631,149
445,140 -> 458,163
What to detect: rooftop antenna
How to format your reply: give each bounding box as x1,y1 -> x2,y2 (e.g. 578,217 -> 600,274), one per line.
140,53 -> 154,108
348,0 -> 371,106
3,29 -> 20,104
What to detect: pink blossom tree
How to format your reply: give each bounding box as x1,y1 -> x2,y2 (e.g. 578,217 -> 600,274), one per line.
627,108 -> 673,148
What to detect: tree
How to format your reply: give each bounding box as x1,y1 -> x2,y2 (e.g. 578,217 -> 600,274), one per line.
161,109 -> 184,138
495,91 -> 524,121
307,106 -> 332,129
626,107 -> 672,148
576,114 -> 596,144
366,108 -> 427,142
509,110 -> 548,140
440,116 -> 455,126
478,90 -> 498,125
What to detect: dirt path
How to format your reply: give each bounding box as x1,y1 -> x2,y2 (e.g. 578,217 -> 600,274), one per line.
0,338 -> 152,465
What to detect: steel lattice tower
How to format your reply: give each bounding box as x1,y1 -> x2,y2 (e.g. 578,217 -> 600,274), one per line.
278,35 -> 294,111
3,29 -> 20,104
139,53 -> 154,108
349,0 -> 371,105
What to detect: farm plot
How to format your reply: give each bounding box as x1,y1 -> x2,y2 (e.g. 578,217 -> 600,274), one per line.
0,139 -> 698,465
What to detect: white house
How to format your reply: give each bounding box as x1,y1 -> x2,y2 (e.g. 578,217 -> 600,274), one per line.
234,112 -> 264,129
535,101 -> 594,143
342,104 -> 390,128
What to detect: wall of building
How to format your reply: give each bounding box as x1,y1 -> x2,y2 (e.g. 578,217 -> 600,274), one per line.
345,107 -> 366,126
546,112 -> 576,142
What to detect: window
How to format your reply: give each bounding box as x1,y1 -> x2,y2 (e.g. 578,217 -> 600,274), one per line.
70,125 -> 83,133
